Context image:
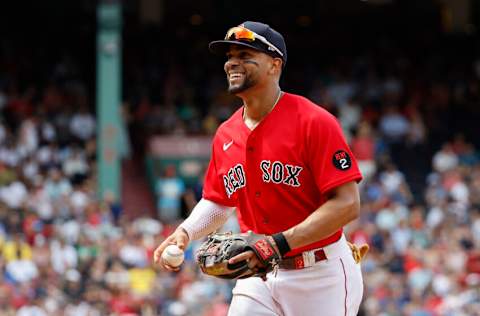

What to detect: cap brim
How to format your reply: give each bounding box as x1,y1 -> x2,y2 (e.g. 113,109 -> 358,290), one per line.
208,40 -> 267,56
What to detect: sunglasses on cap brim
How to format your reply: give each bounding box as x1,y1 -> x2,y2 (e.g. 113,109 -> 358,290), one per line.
225,26 -> 284,58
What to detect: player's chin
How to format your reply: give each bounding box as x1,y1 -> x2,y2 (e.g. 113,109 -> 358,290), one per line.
228,83 -> 246,94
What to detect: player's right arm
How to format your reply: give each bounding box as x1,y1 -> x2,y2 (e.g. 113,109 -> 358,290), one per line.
154,135 -> 236,271
153,198 -> 235,271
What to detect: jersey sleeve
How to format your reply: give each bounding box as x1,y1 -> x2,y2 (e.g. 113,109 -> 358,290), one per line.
202,142 -> 235,207
306,111 -> 363,194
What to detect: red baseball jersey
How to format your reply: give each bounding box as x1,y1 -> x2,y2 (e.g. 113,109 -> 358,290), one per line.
203,92 -> 362,257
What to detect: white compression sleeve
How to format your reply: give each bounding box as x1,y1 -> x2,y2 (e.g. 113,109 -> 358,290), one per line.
179,198 -> 235,241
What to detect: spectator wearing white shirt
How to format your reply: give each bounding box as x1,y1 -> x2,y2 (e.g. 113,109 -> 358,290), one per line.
5,258 -> 38,284
379,105 -> 410,143
26,177 -> 54,222
118,233 -> 148,268
18,118 -> 39,155
433,143 -> 459,173
380,162 -> 407,195
50,238 -> 78,275
44,168 -> 72,201
69,106 -> 95,142
0,140 -> 22,167
0,180 -> 28,209
16,301 -> 47,316
36,143 -> 61,169
62,148 -> 89,179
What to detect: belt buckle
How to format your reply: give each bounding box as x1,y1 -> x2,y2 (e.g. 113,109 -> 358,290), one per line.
302,250 -> 316,268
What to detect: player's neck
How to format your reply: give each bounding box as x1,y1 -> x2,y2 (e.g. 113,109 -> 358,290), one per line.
242,86 -> 282,123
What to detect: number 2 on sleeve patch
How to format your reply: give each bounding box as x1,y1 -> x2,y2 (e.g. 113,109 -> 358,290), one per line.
332,150 -> 351,171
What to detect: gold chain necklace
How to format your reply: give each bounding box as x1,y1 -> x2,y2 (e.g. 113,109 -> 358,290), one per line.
243,89 -> 283,122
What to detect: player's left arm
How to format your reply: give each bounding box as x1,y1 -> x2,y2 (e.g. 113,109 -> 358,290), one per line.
279,109 -> 367,256
282,180 -> 359,249
228,181 -> 359,269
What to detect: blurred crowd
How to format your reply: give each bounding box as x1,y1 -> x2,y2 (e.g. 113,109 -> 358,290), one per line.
1,15 -> 480,316
349,134 -> 480,316
0,69 -> 237,315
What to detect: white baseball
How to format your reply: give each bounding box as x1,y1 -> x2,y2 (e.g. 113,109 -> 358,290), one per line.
162,244 -> 185,267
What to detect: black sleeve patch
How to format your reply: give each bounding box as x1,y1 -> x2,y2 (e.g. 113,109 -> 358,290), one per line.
332,150 -> 351,171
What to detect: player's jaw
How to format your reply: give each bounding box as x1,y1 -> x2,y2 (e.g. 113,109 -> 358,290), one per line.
227,71 -> 256,94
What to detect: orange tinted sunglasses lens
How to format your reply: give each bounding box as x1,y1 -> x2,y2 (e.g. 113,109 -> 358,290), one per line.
225,27 -> 255,41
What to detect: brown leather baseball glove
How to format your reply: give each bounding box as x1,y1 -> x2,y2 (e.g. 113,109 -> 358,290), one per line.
196,231 -> 281,280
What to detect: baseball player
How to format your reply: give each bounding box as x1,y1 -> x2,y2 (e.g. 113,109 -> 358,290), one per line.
154,21 -> 365,316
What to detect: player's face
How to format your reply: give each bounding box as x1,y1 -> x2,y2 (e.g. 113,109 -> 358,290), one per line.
224,46 -> 272,94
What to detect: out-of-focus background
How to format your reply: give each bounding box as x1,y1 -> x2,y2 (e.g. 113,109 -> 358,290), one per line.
0,0 -> 479,315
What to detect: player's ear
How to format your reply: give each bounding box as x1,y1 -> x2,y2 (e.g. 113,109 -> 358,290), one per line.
269,58 -> 282,75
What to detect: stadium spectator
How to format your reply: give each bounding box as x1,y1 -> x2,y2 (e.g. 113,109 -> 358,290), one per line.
156,164 -> 186,223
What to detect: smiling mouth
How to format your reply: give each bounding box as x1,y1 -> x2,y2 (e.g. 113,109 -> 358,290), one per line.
229,73 -> 244,81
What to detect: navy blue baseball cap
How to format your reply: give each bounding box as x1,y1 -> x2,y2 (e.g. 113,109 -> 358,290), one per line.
209,21 -> 287,65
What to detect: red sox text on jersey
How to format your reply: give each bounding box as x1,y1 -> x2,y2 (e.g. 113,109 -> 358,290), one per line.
223,161 -> 303,198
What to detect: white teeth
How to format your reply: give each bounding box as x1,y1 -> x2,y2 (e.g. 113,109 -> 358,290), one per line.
229,73 -> 243,80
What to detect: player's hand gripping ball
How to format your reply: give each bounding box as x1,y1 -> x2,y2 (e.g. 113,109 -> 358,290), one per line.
162,244 -> 185,267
